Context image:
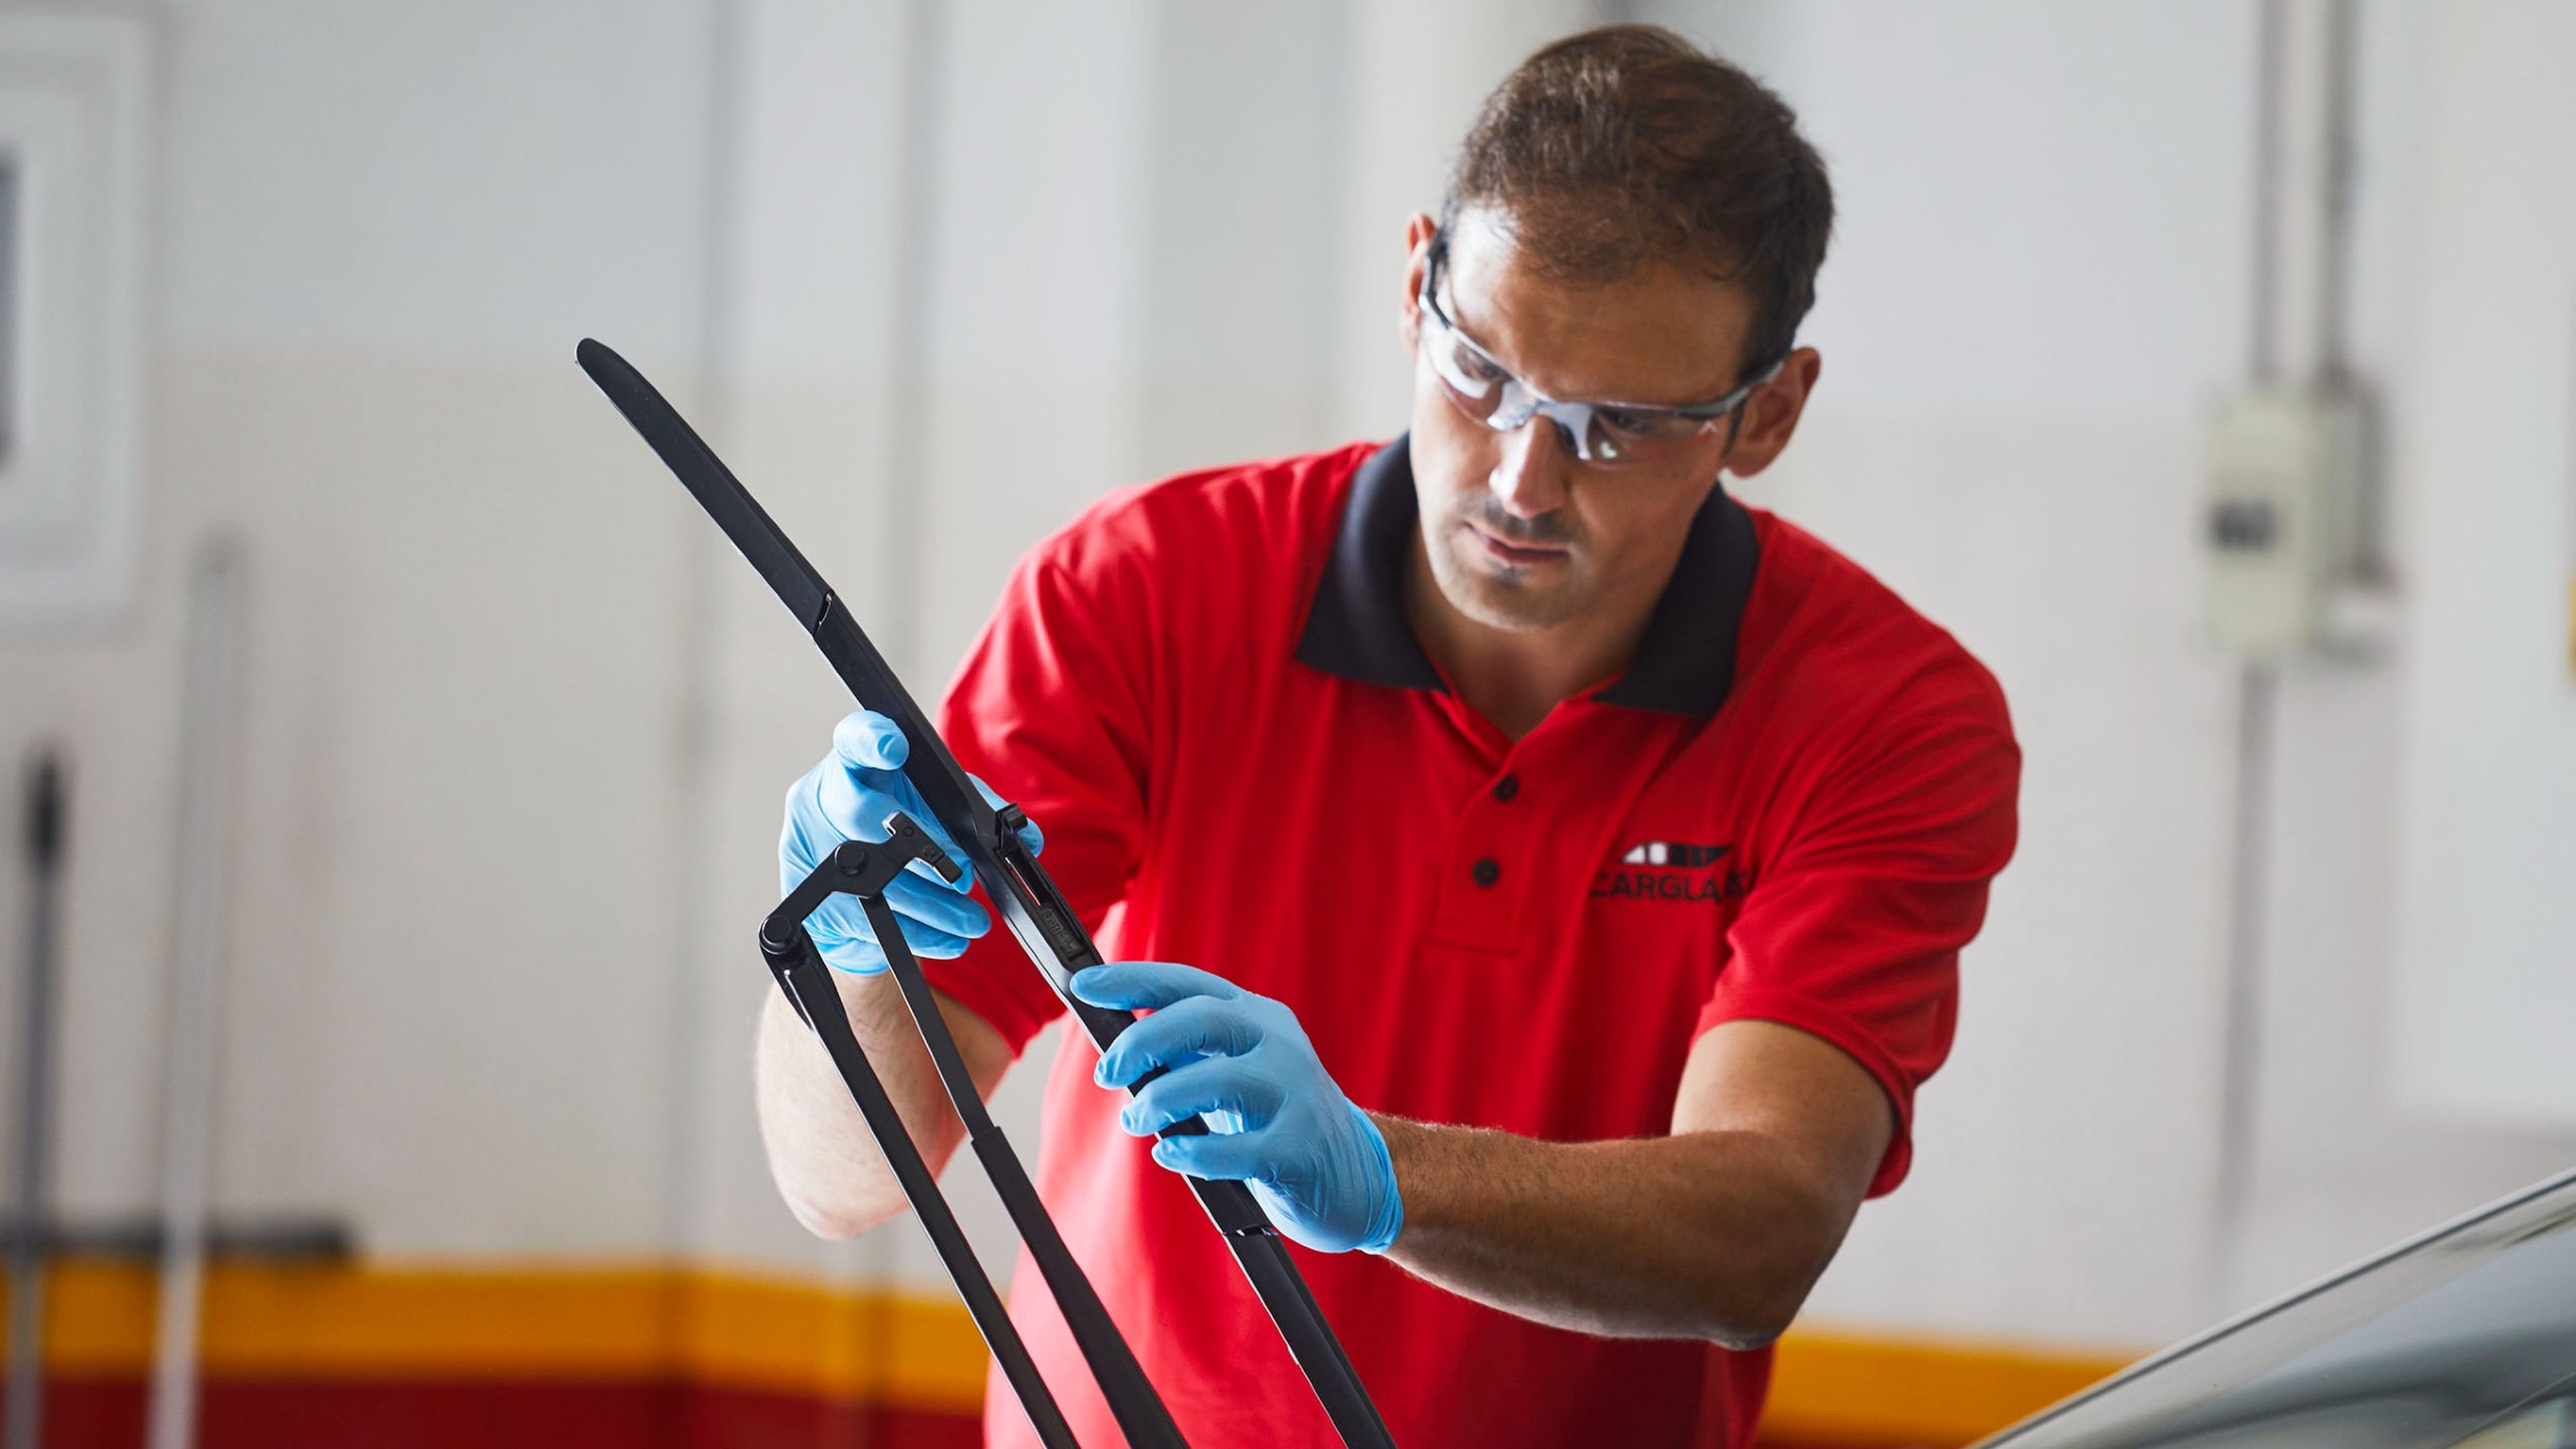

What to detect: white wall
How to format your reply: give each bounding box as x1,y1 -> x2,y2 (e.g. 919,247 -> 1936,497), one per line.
670,0 -> 2576,1344
695,0 -> 1601,1295
1655,2 -> 2253,1343
1,0 -> 725,1255
2390,0 -> 2576,1127
0,0 -> 1600,1292
1648,0 -> 2576,1347
4,0 -> 2569,1375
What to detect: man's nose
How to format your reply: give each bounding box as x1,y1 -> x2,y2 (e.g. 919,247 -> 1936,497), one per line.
1489,416 -> 1573,519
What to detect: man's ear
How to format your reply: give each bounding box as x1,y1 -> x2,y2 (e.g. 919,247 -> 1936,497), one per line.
1719,347 -> 1822,480
1399,212 -> 1438,354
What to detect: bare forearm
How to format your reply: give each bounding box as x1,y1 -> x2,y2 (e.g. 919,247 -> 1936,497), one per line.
753,974 -> 985,1238
1373,1117 -> 1855,1348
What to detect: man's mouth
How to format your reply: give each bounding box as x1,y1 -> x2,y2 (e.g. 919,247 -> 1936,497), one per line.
1466,523 -> 1571,568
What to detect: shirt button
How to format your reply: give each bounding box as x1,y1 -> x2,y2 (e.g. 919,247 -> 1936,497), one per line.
1491,774 -> 1520,802
1470,857 -> 1501,888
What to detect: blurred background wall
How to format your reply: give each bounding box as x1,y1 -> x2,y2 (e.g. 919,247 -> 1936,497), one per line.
0,1 -> 2569,1445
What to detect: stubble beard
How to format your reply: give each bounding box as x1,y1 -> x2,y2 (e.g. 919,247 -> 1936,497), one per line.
1421,501 -> 1594,633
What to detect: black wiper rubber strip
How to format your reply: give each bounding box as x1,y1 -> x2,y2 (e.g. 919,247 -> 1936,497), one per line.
577,339 -> 1396,1449
763,825 -> 1169,1449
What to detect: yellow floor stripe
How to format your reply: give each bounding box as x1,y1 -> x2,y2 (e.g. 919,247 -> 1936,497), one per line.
1764,1326 -> 2135,1444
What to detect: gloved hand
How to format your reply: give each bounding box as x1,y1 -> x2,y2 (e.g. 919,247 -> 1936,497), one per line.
780,708 -> 1042,974
1075,962 -> 1402,1255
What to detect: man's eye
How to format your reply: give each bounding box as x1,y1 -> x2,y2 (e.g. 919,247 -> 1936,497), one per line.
1455,349 -> 1507,385
1601,407 -> 1703,441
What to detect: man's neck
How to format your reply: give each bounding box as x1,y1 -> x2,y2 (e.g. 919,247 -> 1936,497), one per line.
1402,531 -> 1658,741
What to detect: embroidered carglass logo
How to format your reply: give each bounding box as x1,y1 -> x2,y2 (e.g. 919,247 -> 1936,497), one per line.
1593,839 -> 1753,904
1617,840 -> 1730,869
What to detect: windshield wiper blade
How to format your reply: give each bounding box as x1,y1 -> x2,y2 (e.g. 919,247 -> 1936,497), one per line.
577,340 -> 826,625
577,339 -> 1396,1449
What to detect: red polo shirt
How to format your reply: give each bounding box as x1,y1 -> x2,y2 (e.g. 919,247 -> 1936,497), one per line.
923,438 -> 2019,1448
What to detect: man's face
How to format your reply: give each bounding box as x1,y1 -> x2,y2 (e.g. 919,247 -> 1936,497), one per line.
1400,209 -> 1784,635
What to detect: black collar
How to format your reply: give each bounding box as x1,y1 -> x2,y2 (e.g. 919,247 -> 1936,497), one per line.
1293,435 -> 1761,717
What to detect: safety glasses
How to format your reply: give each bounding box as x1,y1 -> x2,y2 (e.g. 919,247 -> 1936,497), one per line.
1415,231 -> 1782,466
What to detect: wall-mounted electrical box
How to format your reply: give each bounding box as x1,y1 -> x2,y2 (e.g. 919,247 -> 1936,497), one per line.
2205,386 -> 2374,656
0,13 -> 150,626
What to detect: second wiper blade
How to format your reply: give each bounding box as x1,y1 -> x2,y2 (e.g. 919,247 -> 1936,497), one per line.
577,338 -> 1396,1449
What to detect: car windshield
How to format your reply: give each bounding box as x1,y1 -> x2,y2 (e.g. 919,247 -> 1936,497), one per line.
1979,1167 -> 2576,1448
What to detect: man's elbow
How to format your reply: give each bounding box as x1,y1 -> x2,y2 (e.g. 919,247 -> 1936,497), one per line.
783,1193 -> 864,1241
1685,1195 -> 1845,1348
1698,1275 -> 1811,1351
780,1181 -> 903,1241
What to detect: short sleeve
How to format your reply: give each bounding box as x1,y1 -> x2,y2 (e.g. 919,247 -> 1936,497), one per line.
918,532 -> 1157,1056
1699,676 -> 2020,1196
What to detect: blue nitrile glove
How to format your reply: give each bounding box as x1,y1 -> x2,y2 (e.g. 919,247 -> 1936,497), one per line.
779,708 -> 1042,974
1075,962 -> 1402,1254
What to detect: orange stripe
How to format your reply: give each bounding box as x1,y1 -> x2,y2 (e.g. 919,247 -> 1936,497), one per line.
7,1261 -> 985,1413
666,1271 -> 986,1407
1764,1326 -> 2135,1446
6,1263 -> 2131,1442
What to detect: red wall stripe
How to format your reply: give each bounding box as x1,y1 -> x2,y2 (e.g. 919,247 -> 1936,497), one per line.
3,1377 -> 982,1449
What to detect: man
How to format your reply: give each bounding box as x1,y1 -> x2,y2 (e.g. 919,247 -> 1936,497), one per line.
757,25 -> 2017,1448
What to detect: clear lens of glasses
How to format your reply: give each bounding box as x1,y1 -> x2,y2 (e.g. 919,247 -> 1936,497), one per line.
1417,300 -> 1739,466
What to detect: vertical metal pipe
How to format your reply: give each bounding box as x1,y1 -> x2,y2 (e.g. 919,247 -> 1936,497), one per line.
2210,0 -> 2359,1315
146,541 -> 247,1449
2312,1 -> 2359,386
879,0 -> 951,681
2210,659 -> 2277,1310
2209,0 -> 2292,1320
2247,0 -> 2288,386
0,156 -> 20,472
5,750 -> 65,1449
2269,0 -> 2361,387
652,0 -> 745,1285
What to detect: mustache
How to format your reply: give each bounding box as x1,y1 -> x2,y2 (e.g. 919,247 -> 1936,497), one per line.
1453,497 -> 1578,549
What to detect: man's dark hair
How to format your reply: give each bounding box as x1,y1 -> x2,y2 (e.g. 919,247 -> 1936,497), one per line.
1444,24 -> 1832,374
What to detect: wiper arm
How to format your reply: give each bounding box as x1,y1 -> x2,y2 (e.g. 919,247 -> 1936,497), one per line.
577,339 -> 1395,1449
